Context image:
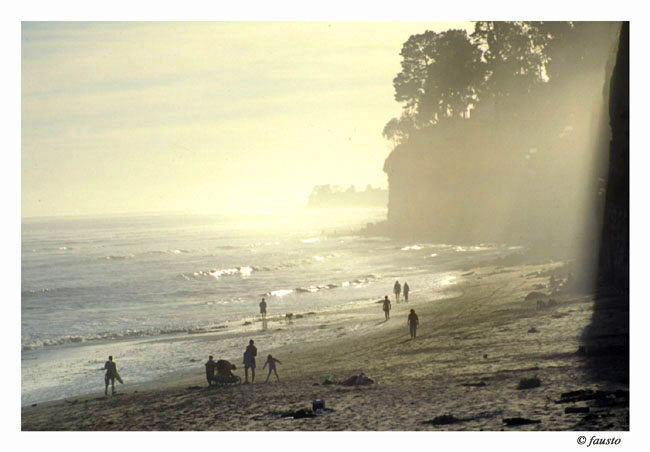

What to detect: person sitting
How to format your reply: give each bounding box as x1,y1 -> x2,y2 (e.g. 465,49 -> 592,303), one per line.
215,359 -> 237,383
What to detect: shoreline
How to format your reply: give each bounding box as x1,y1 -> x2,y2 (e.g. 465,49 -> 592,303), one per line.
21,270 -> 462,408
21,261 -> 629,431
21,284 -> 463,408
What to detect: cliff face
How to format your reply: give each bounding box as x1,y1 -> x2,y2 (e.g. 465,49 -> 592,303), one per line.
380,23 -> 622,260
383,117 -> 599,247
582,22 -> 628,385
597,22 -> 629,295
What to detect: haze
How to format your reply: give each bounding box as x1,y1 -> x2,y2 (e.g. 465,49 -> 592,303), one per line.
21,21 -> 471,218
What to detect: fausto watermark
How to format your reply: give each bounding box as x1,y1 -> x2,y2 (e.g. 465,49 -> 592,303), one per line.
577,436 -> 622,447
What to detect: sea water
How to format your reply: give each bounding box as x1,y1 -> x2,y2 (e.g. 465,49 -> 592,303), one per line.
21,209 -> 519,406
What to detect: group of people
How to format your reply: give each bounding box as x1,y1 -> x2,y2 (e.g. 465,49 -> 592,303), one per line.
382,281 -> 419,339
244,339 -> 283,383
382,280 -> 411,319
381,299 -> 419,337
393,280 -> 410,303
101,282 -> 420,395
204,339 -> 282,386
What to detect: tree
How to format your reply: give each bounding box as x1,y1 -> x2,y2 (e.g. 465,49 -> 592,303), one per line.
469,21 -> 550,121
389,29 -> 486,132
384,21 -> 618,149
382,114 -> 416,145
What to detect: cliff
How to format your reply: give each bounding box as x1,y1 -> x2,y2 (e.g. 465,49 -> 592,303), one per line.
372,22 -> 622,261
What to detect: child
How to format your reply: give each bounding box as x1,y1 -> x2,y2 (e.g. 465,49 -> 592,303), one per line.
263,354 -> 282,382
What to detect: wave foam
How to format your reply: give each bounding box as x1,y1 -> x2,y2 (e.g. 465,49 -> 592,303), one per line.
266,274 -> 379,298
103,254 -> 134,260
267,289 -> 293,297
454,245 -> 495,252
210,266 -> 253,278
21,323 -> 228,351
182,265 -> 256,280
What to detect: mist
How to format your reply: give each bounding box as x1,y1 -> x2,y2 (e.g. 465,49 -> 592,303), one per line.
21,21 -> 471,218
371,23 -> 622,265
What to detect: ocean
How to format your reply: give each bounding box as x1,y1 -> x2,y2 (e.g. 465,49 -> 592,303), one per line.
21,209 -> 519,406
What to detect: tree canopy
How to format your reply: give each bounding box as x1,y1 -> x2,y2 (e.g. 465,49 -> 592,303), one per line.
387,29 -> 485,135
384,21 -> 616,145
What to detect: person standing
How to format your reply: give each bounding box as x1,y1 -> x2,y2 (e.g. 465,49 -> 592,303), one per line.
393,280 -> 401,303
382,295 -> 392,320
205,355 -> 217,386
243,339 -> 257,384
259,298 -> 267,318
403,282 -> 410,303
407,309 -> 419,339
103,355 -> 119,395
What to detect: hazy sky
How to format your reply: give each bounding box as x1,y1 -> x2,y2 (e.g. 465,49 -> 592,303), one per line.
21,21 -> 473,218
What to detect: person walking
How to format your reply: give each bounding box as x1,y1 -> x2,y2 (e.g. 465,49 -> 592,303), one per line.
407,309 -> 419,339
263,354 -> 282,382
403,282 -> 410,303
382,295 -> 392,320
243,339 -> 258,384
393,280 -> 401,303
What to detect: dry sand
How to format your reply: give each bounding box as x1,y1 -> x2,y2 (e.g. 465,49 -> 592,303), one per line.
21,262 -> 629,431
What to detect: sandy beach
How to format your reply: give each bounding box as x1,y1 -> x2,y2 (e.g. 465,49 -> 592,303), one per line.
21,261 -> 629,431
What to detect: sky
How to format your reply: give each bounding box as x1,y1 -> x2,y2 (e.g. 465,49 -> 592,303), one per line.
21,21 -> 473,218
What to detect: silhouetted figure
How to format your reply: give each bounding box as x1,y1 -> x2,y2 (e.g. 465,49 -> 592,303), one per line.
403,282 -> 410,303
263,354 -> 282,382
243,339 -> 257,384
205,355 -> 217,386
215,359 -> 237,382
259,297 -> 267,318
382,295 -> 392,320
103,355 -> 120,395
408,309 -> 419,339
393,281 -> 401,303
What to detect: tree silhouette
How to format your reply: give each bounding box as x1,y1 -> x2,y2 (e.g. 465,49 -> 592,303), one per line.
385,22 -> 617,145
379,21 -> 621,249
389,29 -> 485,134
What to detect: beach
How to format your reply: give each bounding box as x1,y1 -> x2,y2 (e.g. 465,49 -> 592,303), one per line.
21,261 -> 629,431
20,212 -> 518,407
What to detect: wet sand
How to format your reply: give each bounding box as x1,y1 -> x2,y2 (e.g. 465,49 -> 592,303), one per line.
21,262 -> 629,431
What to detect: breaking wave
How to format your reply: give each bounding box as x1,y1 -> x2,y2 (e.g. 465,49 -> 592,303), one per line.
263,274 -> 380,298
21,324 -> 228,351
